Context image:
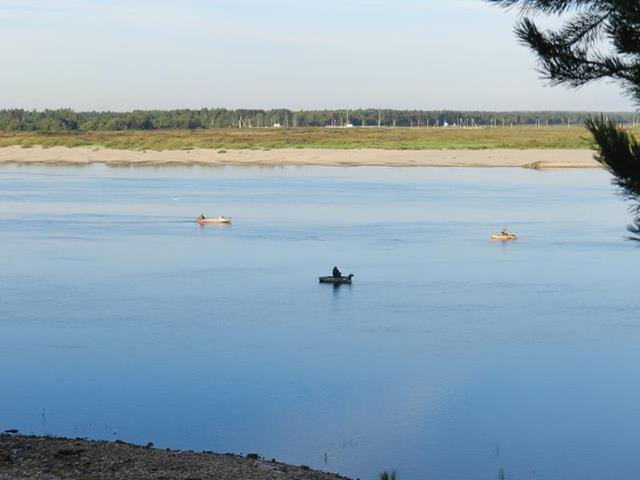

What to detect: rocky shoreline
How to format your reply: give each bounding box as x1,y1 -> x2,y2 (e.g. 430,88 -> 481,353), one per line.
0,433 -> 351,480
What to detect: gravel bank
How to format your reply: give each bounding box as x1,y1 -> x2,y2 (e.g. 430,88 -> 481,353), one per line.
0,434 -> 351,480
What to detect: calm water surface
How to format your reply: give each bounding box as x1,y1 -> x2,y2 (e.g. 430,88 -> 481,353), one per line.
1,164 -> 639,480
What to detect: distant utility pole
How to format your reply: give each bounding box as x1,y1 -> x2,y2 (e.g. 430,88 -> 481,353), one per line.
378,108 -> 381,128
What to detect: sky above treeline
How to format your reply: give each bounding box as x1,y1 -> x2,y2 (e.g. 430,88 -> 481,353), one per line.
0,0 -> 633,112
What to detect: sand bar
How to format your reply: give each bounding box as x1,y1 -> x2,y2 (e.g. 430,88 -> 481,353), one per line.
0,146 -> 600,168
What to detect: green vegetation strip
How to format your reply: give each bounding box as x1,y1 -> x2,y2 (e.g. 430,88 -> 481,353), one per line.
1,127 -> 637,151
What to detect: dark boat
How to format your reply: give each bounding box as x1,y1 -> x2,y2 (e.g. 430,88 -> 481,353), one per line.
319,274 -> 354,284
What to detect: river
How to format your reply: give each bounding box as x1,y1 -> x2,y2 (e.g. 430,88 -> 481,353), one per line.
1,164 -> 638,480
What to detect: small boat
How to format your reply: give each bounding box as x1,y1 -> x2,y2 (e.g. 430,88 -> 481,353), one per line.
196,216 -> 232,225
319,274 -> 354,284
491,233 -> 517,241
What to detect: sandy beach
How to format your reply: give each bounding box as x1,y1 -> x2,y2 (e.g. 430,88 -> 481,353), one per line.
0,146 -> 600,168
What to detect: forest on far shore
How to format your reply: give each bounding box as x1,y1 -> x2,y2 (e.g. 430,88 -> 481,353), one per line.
0,108 -> 636,132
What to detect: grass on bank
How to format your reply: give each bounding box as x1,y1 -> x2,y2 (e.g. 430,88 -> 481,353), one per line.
379,470 -> 397,480
1,126 -> 639,151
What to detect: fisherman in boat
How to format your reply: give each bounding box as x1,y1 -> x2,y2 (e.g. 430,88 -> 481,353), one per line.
198,214 -> 206,221
500,228 -> 509,236
332,266 -> 342,278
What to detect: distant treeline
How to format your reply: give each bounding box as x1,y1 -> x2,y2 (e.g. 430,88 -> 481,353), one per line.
0,108 -> 636,132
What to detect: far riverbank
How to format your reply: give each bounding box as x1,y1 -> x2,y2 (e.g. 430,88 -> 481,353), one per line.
0,146 -> 600,168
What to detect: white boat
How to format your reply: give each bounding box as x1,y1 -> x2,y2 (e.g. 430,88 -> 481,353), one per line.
491,233 -> 517,241
196,216 -> 232,225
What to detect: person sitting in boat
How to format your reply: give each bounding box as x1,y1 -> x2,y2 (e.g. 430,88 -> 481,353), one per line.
332,266 -> 342,278
500,228 -> 509,236
198,214 -> 206,221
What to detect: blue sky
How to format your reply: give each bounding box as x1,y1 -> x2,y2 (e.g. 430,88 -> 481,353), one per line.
0,0 -> 632,111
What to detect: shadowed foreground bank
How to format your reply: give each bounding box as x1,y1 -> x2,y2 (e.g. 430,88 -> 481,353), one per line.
0,434 -> 351,480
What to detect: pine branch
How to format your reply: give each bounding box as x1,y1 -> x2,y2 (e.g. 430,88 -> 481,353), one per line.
516,17 -> 637,93
586,117 -> 640,240
609,5 -> 640,56
484,0 -> 600,15
628,216 -> 640,241
486,0 -> 640,240
586,117 -> 640,200
558,10 -> 611,46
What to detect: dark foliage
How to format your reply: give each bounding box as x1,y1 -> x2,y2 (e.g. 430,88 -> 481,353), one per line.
587,117 -> 640,239
0,108 -> 634,133
487,0 -> 640,239
485,1 -> 640,102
